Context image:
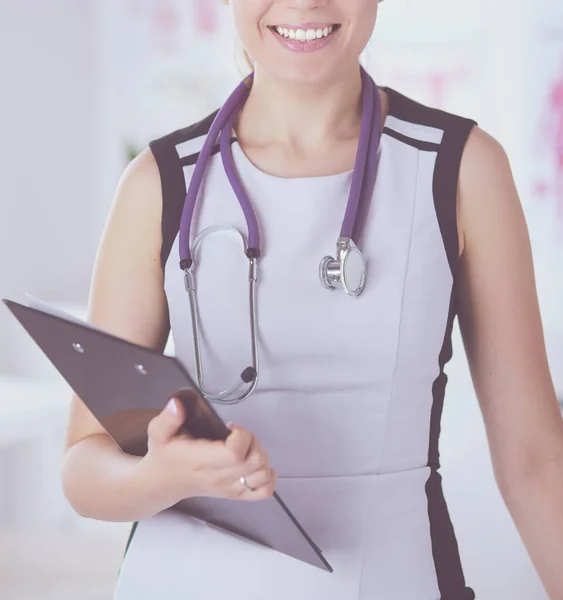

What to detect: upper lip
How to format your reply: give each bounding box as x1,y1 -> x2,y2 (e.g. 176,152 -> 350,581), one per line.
269,23 -> 339,29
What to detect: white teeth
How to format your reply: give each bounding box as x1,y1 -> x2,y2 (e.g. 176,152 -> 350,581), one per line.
274,25 -> 335,41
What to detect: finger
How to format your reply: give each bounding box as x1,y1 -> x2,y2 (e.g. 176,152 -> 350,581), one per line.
147,397 -> 186,446
243,466 -> 274,491
238,442 -> 270,477
223,425 -> 253,465
239,468 -> 278,502
214,432 -> 269,480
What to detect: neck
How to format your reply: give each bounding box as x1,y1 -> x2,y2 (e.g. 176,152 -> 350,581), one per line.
236,66 -> 364,151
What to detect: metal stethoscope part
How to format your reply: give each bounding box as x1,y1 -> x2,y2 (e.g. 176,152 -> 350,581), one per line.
184,226 -> 259,405
319,237 -> 367,296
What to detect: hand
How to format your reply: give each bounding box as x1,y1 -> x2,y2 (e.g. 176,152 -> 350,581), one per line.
137,395 -> 277,506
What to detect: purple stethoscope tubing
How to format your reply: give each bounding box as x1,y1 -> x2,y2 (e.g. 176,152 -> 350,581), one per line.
339,66 -> 375,241
353,75 -> 382,245
178,77 -> 254,270
219,99 -> 261,255
178,65 -> 382,271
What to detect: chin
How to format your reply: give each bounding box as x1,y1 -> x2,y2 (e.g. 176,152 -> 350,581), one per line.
262,58 -> 352,87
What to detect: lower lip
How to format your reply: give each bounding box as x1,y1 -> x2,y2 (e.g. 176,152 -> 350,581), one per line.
269,27 -> 340,53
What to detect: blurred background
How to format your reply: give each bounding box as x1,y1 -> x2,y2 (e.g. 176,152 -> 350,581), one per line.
0,0 -> 562,598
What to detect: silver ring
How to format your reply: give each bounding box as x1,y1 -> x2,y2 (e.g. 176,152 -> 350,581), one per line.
239,476 -> 254,492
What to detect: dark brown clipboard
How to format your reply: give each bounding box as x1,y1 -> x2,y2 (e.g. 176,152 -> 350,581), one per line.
3,298 -> 332,572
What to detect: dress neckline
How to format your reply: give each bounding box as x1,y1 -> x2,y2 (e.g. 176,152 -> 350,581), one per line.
230,85 -> 395,185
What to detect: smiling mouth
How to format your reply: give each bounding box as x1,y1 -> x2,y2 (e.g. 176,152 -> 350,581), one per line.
267,24 -> 341,42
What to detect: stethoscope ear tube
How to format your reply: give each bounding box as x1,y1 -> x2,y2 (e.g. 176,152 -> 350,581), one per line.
352,77 -> 383,246
220,99 -> 261,254
179,77 -> 254,270
338,67 -> 376,241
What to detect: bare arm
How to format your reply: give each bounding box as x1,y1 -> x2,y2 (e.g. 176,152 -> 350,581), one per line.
456,126 -> 563,598
61,149 -> 277,522
61,148 -> 175,521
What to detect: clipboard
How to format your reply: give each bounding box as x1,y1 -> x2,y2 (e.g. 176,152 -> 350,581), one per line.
2,297 -> 333,572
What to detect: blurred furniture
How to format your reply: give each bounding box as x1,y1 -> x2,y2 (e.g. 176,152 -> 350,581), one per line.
0,526 -> 129,600
0,377 -> 71,528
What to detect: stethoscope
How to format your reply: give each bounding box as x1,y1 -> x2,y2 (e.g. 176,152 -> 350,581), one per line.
179,66 -> 382,405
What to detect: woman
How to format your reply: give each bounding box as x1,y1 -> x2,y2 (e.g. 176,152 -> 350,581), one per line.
61,1 -> 563,598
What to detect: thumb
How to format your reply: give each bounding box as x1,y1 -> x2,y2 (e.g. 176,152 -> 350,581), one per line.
147,397 -> 186,446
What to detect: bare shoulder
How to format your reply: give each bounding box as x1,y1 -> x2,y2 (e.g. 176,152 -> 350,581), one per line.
459,123 -> 509,183
113,147 -> 162,214
126,145 -> 160,178
456,124 -> 516,257
97,146 -> 164,271
88,145 -> 168,342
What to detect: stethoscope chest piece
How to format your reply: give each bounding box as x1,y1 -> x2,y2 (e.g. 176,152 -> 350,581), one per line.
319,237 -> 367,297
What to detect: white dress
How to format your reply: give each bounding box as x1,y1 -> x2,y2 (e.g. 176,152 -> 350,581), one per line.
116,85 -> 478,600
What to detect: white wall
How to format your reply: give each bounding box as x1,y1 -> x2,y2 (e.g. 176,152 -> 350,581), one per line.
0,0 -> 101,375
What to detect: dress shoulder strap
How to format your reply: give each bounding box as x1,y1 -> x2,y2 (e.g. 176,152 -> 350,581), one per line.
149,110 -> 218,273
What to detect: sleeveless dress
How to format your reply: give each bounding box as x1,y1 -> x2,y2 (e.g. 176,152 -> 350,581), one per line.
136,85 -> 478,600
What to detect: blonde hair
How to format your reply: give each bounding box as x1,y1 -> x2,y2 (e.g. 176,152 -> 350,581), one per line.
234,39 -> 254,76
243,48 -> 254,71
221,0 -> 254,74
